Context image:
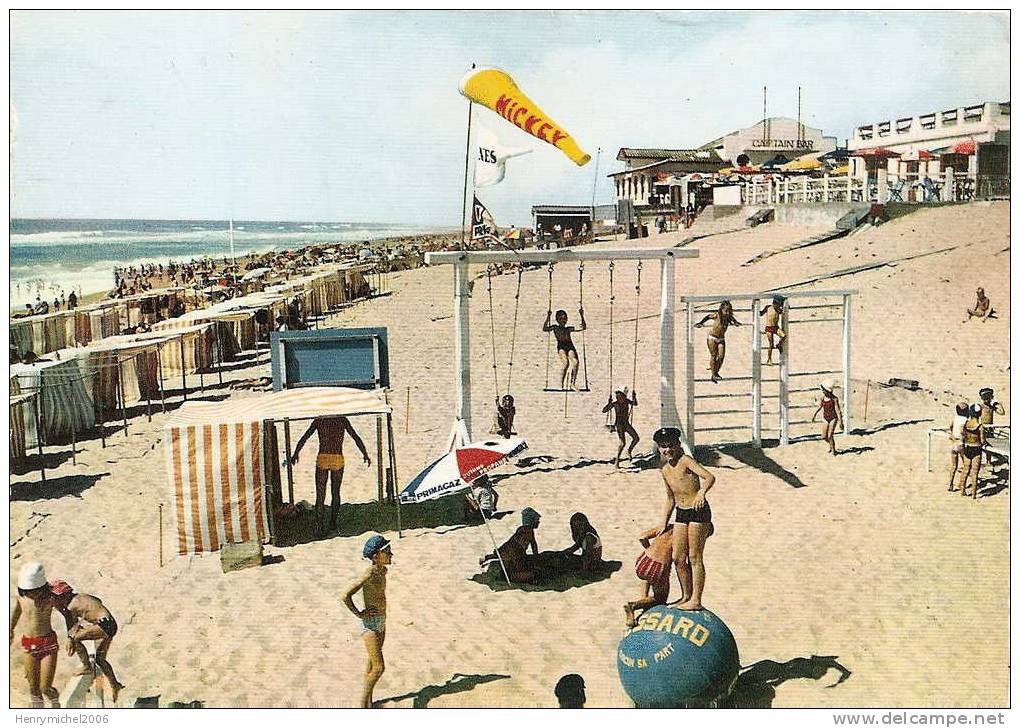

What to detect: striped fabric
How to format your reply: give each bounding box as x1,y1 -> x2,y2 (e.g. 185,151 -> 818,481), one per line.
165,420 -> 270,554
167,386 -> 391,427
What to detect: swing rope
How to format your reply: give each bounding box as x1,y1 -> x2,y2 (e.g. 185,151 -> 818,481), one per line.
505,266 -> 523,397
544,263 -> 554,390
578,262 -> 589,392
485,265 -> 499,401
606,261 -> 616,430
632,261 -> 642,393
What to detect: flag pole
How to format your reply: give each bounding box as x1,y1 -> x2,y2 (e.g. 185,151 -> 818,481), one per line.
589,146 -> 601,243
460,64 -> 476,249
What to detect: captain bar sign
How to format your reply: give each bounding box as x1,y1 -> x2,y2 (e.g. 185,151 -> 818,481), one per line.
751,139 -> 815,149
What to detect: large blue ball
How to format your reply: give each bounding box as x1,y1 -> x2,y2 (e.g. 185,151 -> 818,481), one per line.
617,606 -> 739,708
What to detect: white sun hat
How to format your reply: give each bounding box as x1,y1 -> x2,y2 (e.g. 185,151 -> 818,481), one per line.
18,562 -> 47,591
821,379 -> 835,393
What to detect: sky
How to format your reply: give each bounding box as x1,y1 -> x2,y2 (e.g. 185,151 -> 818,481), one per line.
9,10 -> 1010,226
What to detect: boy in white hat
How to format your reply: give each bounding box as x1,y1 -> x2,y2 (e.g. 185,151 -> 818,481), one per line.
343,534 -> 392,708
9,562 -> 60,708
811,379 -> 844,455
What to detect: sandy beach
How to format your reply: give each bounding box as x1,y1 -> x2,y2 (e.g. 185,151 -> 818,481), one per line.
9,202 -> 1009,708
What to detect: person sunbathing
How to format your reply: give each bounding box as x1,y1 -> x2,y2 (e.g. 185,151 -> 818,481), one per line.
481,507 -> 541,583
50,581 -> 124,702
760,296 -> 786,365
602,388 -> 639,467
543,308 -> 586,390
695,301 -> 741,382
963,287 -> 995,322
561,513 -> 603,572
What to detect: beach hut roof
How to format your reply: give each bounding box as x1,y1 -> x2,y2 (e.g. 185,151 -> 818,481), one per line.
616,148 -> 724,164
166,386 -> 392,428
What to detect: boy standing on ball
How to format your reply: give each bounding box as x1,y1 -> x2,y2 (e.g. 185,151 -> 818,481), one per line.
653,427 -> 716,610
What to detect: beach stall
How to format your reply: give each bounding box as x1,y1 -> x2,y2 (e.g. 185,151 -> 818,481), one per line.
163,386 -> 397,555
10,358 -> 97,446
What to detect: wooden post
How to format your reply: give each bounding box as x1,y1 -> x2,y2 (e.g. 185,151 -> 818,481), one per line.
863,379 -> 871,423
779,300 -> 790,445
842,293 -> 853,435
659,254 -> 681,434
179,337 -> 188,401
156,345 -> 167,414
158,503 -> 164,568
283,419 -> 295,504
386,413 -> 402,538
34,395 -> 46,483
375,416 -> 384,503
751,297 -> 762,447
404,386 -> 410,435
685,299 -> 695,451
453,261 -> 472,441
117,359 -> 128,437
216,329 -> 224,386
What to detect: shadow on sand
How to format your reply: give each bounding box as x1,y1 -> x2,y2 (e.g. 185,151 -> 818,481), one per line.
376,672 -> 511,708
10,473 -> 109,501
470,551 -> 622,593
272,493 -> 487,547
721,655 -> 852,708
702,445 -> 807,489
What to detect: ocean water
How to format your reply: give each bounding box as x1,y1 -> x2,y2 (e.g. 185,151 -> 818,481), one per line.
9,218 -> 438,305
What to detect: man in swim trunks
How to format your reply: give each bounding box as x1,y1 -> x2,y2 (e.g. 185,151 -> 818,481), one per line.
695,301 -> 741,382
759,296 -> 786,365
9,562 -> 61,708
343,534 -> 392,708
292,416 -> 371,536
543,308 -> 587,390
50,581 -> 125,702
653,427 -> 716,610
602,388 -> 639,467
963,287 -> 993,322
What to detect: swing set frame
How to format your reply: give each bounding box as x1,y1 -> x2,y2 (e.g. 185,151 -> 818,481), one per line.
424,246 -> 700,451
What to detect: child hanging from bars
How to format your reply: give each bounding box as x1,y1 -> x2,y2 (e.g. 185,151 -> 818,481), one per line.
759,295 -> 786,365
695,300 -> 742,382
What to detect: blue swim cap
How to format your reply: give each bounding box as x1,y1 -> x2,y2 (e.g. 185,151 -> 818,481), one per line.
362,534 -> 390,559
521,507 -> 541,527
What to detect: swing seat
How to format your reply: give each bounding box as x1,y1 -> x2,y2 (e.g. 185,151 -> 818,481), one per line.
543,387 -> 592,393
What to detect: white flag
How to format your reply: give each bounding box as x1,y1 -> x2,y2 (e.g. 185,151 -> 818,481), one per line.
474,124 -> 531,188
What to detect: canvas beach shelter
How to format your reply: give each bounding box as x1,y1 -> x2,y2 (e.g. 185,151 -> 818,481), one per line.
164,386 -> 395,556
400,437 -> 528,583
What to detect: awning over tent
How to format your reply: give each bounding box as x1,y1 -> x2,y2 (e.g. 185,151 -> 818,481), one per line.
167,386 -> 392,428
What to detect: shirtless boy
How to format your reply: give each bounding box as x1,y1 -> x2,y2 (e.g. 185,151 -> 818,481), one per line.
343,534 -> 392,708
759,296 -> 786,365
9,563 -> 60,708
602,388 -> 639,467
543,308 -> 587,390
292,416 -> 371,535
50,581 -> 124,701
695,301 -> 741,382
653,428 -> 716,610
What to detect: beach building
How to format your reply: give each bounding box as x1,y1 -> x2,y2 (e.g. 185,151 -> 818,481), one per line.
531,203 -> 616,243
698,117 -> 838,167
849,100 -> 1010,196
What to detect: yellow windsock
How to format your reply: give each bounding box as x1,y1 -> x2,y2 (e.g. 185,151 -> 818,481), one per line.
460,67 -> 591,167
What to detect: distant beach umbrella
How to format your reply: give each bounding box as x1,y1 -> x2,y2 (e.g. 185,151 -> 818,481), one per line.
947,139 -> 976,155
850,147 -> 901,159
900,149 -> 939,162
760,154 -> 792,169
818,148 -> 850,162
400,438 -> 527,504
781,156 -> 824,172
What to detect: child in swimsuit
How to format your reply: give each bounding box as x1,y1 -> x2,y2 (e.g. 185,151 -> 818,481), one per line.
494,394 -> 516,438
481,507 -> 541,583
624,524 -> 674,627
50,581 -> 125,702
759,296 -> 786,365
695,301 -> 741,382
9,562 -> 60,708
948,402 -> 970,492
812,379 -> 844,456
958,404 -> 986,498
543,308 -> 587,390
602,388 -> 639,467
561,512 -> 603,572
343,534 -> 392,708
978,387 -> 1006,464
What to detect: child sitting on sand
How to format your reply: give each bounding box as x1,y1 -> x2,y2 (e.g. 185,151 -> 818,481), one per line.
695,301 -> 741,382
543,309 -> 587,390
602,388 -> 639,467
9,563 -> 61,708
50,581 -> 125,702
963,287 -> 995,322
481,507 -> 541,583
561,513 -> 603,572
343,534 -> 392,709
759,296 -> 786,365
811,379 -> 844,455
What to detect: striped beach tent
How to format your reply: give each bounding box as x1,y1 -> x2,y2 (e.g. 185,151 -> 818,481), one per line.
164,387 -> 392,555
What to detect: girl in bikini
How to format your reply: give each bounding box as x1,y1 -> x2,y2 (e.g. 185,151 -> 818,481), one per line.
9,563 -> 60,708
811,379 -> 844,456
695,301 -> 741,382
543,308 -> 586,390
562,512 -> 603,572
958,404 -> 986,498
